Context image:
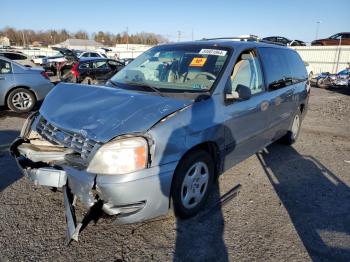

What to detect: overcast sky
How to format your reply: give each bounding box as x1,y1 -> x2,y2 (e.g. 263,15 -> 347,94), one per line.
1,0 -> 349,42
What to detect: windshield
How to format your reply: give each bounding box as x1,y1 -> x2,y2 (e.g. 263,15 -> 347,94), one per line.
111,45 -> 231,92
330,34 -> 341,40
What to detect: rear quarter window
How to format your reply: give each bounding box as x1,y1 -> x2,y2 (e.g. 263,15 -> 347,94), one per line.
0,59 -> 12,74
258,47 -> 307,89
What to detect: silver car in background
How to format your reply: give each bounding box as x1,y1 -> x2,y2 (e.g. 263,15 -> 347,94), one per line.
0,51 -> 37,68
0,57 -> 54,112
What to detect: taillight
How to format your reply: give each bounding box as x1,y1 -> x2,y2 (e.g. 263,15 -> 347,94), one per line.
71,63 -> 79,77
40,71 -> 49,80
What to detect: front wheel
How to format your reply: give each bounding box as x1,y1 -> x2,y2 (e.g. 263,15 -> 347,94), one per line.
171,150 -> 214,219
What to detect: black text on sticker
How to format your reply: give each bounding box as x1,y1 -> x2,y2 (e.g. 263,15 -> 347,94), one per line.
199,49 -> 227,56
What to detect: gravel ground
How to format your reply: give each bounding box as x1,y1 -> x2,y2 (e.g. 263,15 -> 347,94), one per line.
0,87 -> 349,261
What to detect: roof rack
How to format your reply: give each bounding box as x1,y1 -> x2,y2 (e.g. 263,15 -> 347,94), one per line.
201,35 -> 259,41
200,35 -> 285,46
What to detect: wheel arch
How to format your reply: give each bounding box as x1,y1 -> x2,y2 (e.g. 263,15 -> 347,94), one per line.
170,141 -> 221,192
169,140 -> 222,209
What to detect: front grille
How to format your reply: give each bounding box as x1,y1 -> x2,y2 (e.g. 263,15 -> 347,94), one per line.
36,116 -> 99,161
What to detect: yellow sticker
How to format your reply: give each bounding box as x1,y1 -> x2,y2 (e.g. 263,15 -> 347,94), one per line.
189,57 -> 207,67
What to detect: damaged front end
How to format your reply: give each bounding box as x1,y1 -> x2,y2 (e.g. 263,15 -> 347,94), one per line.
10,84 -> 191,243
10,113 -> 149,243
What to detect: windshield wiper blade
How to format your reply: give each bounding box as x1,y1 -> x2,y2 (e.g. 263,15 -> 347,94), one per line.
108,80 -> 118,87
125,82 -> 164,97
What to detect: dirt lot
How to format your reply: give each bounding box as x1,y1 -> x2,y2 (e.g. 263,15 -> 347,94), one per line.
0,87 -> 349,262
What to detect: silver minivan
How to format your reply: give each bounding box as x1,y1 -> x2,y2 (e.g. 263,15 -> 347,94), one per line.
11,39 -> 309,241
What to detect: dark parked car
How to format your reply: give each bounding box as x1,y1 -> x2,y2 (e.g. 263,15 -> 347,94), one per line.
311,32 -> 350,46
11,39 -> 309,241
59,57 -> 124,84
262,36 -> 306,46
43,48 -> 108,76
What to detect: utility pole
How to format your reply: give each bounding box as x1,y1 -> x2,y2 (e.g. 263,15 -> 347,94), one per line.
126,26 -> 129,50
315,21 -> 321,40
22,31 -> 25,47
177,30 -> 182,42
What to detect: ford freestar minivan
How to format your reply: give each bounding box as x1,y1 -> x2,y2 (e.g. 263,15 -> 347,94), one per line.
11,39 -> 309,241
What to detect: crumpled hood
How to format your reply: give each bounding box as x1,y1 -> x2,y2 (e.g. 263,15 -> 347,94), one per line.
40,83 -> 192,142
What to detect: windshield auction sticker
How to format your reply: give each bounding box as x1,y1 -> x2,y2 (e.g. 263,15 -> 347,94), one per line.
190,57 -> 207,67
199,49 -> 227,56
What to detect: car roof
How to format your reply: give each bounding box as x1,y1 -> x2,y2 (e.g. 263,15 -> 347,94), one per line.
158,39 -> 289,50
0,51 -> 26,55
80,51 -> 101,53
79,57 -> 111,62
0,56 -> 12,62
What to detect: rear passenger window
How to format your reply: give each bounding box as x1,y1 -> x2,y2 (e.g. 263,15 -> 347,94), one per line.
79,62 -> 91,69
259,47 -> 307,90
93,61 -> 108,69
0,60 -> 12,74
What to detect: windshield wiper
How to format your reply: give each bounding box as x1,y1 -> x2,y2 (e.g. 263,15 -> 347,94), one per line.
124,81 -> 164,97
108,80 -> 118,87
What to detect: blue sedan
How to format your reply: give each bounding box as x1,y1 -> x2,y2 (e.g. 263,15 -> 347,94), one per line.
0,56 -> 54,112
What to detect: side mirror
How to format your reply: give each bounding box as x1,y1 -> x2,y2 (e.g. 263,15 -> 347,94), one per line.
226,84 -> 252,101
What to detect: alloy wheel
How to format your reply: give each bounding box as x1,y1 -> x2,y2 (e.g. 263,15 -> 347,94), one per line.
181,161 -> 209,209
11,92 -> 33,110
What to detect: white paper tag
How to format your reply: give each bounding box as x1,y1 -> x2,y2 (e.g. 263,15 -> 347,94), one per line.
199,49 -> 227,56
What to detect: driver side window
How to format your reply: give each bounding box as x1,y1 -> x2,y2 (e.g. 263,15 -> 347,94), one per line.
230,50 -> 264,95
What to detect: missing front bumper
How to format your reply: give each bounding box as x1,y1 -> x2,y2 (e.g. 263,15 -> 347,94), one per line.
10,137 -> 172,241
14,154 -> 68,188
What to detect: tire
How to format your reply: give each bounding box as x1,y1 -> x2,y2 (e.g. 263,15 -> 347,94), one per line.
7,88 -> 36,113
281,110 -> 302,145
317,78 -> 331,89
81,77 -> 98,85
171,150 -> 214,219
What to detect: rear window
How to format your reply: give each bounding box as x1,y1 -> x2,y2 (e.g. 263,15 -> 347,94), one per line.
258,47 -> 307,90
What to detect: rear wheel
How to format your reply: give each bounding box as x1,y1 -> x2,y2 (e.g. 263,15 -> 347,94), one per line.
7,88 -> 36,113
281,110 -> 302,145
171,150 -> 214,219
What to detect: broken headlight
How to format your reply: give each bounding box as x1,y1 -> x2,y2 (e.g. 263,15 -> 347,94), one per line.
87,137 -> 148,175
20,111 -> 39,137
